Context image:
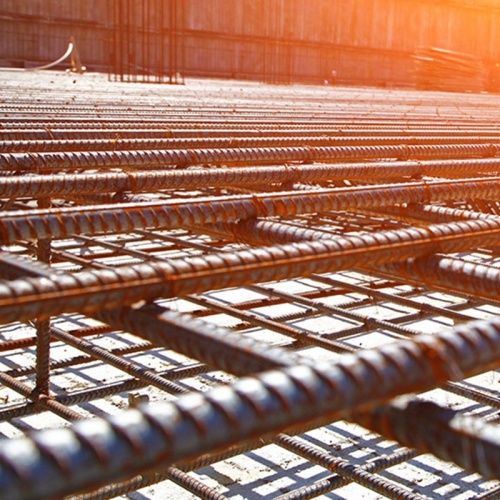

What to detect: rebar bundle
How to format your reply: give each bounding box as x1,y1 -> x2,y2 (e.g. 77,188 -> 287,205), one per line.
414,47 -> 487,93
0,70 -> 498,500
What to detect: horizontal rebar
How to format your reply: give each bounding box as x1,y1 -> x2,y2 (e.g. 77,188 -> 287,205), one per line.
0,143 -> 497,172
3,216 -> 500,323
1,158 -> 500,199
202,215 -> 500,305
3,71 -> 500,500
2,177 -> 500,244
352,397 -> 500,479
380,255 -> 500,304
6,250 -> 496,488
0,317 -> 497,499
0,372 -> 84,422
4,134 -> 500,154
4,127 -> 500,142
93,304 -> 302,376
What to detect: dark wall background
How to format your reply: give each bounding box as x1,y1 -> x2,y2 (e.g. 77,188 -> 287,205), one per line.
1,0 -> 500,88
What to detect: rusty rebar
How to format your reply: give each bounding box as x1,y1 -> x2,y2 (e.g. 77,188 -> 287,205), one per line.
49,325 -> 188,395
76,467 -> 231,500
379,255 -> 500,304
0,372 -> 84,422
34,196 -> 52,396
0,318 -> 497,499
352,397 -> 500,480
1,248 -> 494,495
3,71 -> 500,500
275,448 -> 421,500
201,216 -> 500,304
6,250 -> 496,489
4,127 -> 500,143
1,158 -> 500,199
2,177 -> 500,245
373,203 -> 499,225
0,143 -> 497,172
93,304 -> 302,376
3,216 -> 500,323
0,363 -> 208,424
273,434 -> 424,500
3,134 -> 500,154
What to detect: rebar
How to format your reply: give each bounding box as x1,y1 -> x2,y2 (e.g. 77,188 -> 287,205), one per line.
4,127 -> 500,143
1,143 -> 498,173
3,177 -> 500,244
32,194 -> 52,396
0,372 -> 84,422
0,318 -> 497,499
275,448 -> 420,500
49,325 -> 187,395
380,255 -> 500,304
352,397 -> 500,479
2,71 -> 500,500
9,256 -> 494,493
200,217 -> 500,305
3,216 -> 500,324
1,158 -> 500,199
4,134 -> 500,154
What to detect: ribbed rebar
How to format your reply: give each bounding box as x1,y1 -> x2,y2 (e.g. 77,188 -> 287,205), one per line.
4,127 -> 500,143
275,448 -> 420,500
185,295 -> 358,354
274,434 -> 424,500
373,203 -> 498,225
3,70 -> 500,500
49,325 -> 188,395
5,119 -> 500,130
34,196 -> 52,396
93,304 -> 301,376
352,397 -> 500,480
0,372 -> 84,422
202,217 -> 500,306
475,484 -> 500,500
311,272 -> 476,322
248,284 -> 421,336
4,134 -> 500,154
2,216 -> 500,324
0,363 -> 209,424
380,255 -> 500,304
65,281 -> 500,487
1,158 -> 500,199
75,467 -> 231,500
0,143 -> 497,172
0,318 -> 497,499
2,177 -> 500,244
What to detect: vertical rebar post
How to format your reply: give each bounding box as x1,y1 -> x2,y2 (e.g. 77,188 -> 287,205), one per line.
34,196 -> 51,396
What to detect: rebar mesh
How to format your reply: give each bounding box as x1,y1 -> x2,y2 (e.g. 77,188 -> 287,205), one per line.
0,70 -> 498,500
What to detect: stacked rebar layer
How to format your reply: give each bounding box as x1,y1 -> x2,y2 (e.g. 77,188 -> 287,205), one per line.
0,70 -> 498,500
414,47 -> 487,93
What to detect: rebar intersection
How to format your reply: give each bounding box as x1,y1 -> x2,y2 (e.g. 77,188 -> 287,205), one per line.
0,71 -> 499,499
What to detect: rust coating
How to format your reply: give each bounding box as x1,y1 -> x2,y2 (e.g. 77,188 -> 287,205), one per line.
0,73 -> 499,499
